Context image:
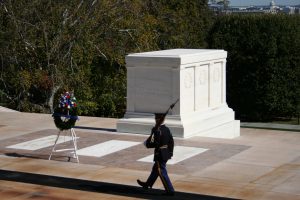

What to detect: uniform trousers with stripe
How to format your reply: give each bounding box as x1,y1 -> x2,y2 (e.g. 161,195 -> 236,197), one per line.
146,161 -> 174,193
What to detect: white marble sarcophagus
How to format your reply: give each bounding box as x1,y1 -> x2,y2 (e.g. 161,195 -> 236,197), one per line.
117,49 -> 240,138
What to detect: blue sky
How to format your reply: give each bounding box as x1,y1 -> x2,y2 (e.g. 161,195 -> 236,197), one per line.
229,0 -> 300,6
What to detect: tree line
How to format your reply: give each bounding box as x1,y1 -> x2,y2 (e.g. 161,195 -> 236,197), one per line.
1,1 -> 299,122
0,0 -> 211,117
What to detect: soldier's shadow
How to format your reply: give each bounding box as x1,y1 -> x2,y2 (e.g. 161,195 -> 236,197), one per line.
0,169 -> 238,200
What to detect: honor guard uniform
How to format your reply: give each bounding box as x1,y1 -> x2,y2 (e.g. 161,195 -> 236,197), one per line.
137,113 -> 175,196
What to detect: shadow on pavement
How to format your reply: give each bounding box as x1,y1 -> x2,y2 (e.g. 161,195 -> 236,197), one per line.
0,169 -> 239,200
5,152 -> 41,159
4,153 -> 76,163
74,126 -> 116,132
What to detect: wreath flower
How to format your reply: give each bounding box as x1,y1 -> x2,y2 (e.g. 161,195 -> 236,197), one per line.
52,92 -> 79,131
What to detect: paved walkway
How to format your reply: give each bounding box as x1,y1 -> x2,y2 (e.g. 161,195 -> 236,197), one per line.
0,110 -> 299,200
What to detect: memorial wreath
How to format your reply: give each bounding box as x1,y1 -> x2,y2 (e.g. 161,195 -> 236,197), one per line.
52,92 -> 79,131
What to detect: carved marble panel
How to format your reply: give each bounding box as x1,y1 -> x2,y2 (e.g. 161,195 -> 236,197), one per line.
209,62 -> 222,107
195,64 -> 209,111
181,67 -> 195,113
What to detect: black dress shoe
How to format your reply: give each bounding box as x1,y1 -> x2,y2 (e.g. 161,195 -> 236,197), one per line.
137,179 -> 148,189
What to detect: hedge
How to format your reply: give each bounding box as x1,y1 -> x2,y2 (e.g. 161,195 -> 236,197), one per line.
207,14 -> 300,121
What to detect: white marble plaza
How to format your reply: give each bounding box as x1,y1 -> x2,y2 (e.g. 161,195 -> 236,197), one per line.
117,49 -> 240,138
1,112 -> 299,200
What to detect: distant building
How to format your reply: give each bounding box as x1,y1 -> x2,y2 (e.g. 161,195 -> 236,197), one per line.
282,6 -> 296,14
208,0 -> 299,15
208,3 -> 223,12
265,0 -> 280,13
208,0 -> 225,12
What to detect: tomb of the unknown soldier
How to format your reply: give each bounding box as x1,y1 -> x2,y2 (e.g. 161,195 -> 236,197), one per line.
117,49 -> 240,138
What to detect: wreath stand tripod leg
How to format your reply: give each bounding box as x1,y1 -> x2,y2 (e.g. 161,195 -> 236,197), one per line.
70,128 -> 79,163
49,131 -> 61,161
48,129 -> 79,163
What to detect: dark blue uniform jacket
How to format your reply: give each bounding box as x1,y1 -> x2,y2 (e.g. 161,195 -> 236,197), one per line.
145,124 -> 174,162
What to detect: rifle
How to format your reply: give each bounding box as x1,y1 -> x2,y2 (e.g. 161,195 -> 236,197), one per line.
154,98 -> 179,130
146,98 -> 179,146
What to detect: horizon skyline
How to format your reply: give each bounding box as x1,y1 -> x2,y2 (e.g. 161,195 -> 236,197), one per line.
228,0 -> 299,6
